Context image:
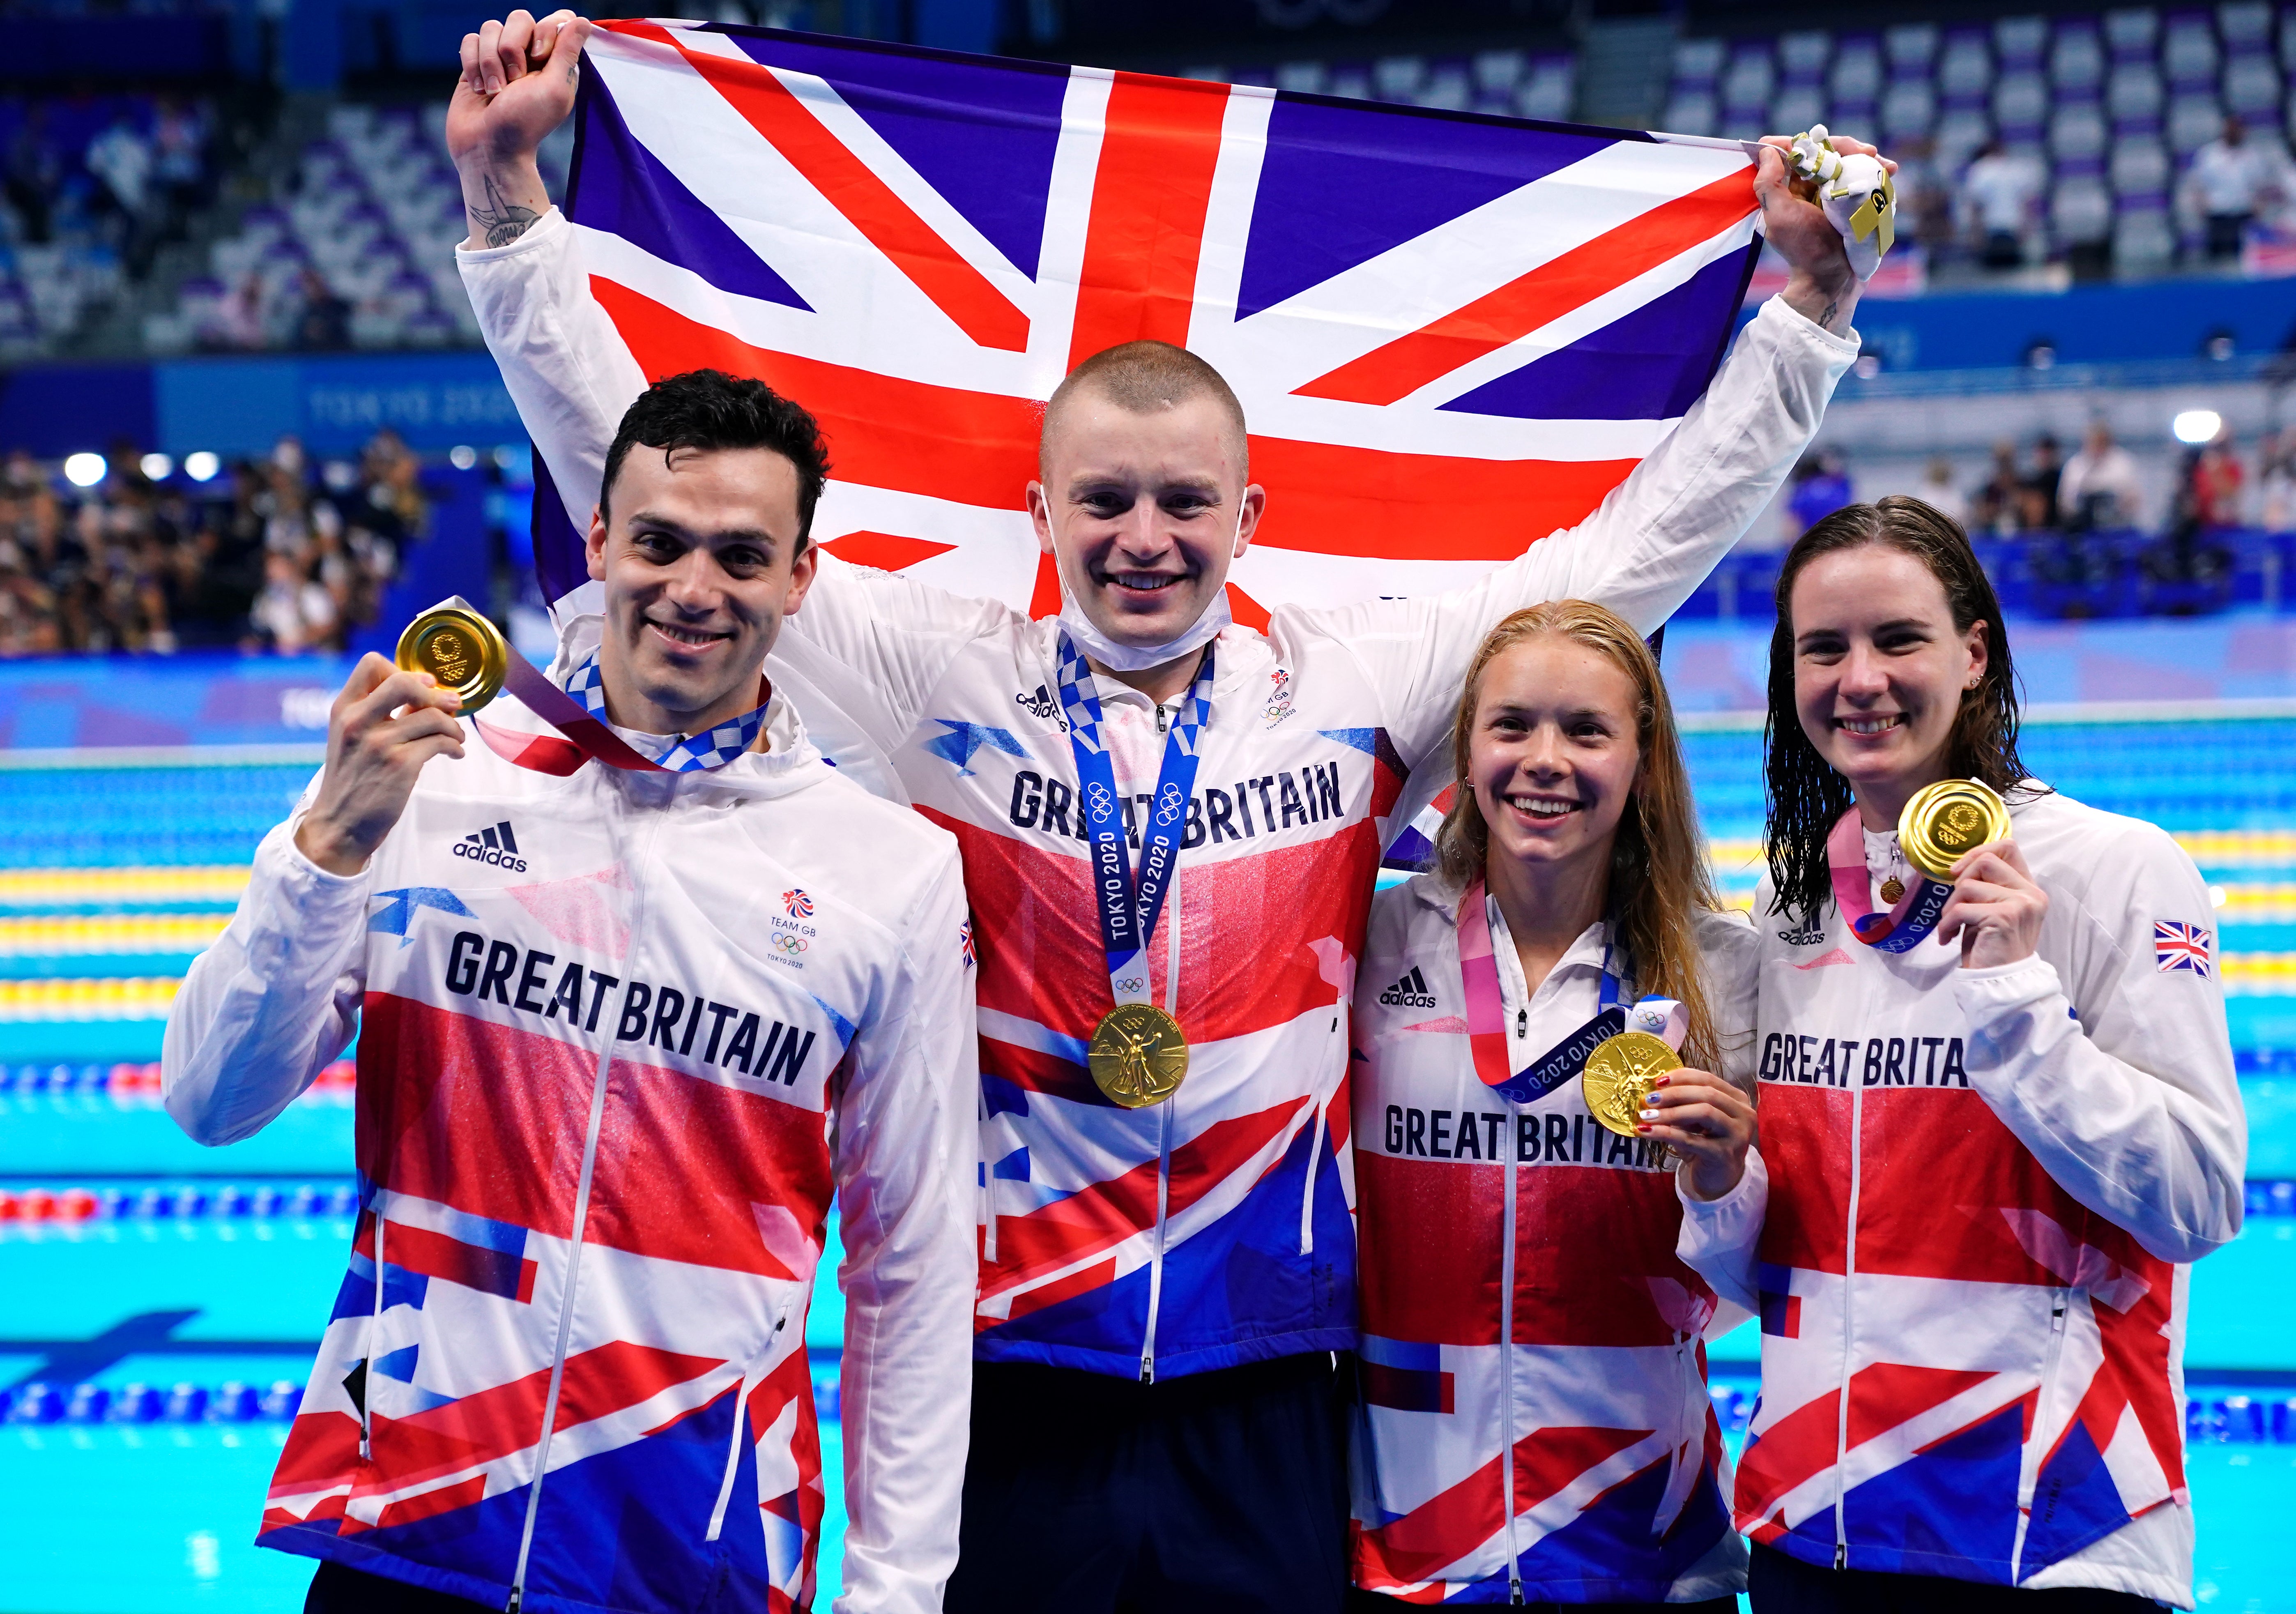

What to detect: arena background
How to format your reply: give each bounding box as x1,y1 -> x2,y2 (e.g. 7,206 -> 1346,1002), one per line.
2,0 -> 2293,1607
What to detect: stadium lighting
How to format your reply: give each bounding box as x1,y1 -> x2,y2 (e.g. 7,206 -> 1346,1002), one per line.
2173,409 -> 2224,445
183,451 -> 221,482
62,453 -> 106,488
449,444 -> 478,470
140,453 -> 173,481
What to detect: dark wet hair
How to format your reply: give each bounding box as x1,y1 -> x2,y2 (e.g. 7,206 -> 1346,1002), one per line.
1765,495 -> 2037,928
599,368 -> 829,549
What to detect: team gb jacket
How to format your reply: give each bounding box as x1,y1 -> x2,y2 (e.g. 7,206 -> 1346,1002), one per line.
162,623 -> 978,1614
1679,787 -> 2246,1607
1350,874 -> 1757,1604
461,206 -> 1857,1381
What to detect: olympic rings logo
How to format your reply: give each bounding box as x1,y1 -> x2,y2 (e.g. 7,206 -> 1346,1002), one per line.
1154,785 -> 1185,827
1086,784 -> 1116,817
771,933 -> 809,954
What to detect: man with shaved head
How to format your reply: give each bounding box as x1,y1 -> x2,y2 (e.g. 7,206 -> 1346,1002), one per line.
450,12 -> 1881,1609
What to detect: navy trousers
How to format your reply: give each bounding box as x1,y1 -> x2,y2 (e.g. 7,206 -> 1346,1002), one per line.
945,1352 -> 1352,1614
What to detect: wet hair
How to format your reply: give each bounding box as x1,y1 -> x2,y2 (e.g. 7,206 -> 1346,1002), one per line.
1764,495 -> 2038,929
1041,341 -> 1249,474
599,369 -> 829,550
1435,600 -> 1725,1072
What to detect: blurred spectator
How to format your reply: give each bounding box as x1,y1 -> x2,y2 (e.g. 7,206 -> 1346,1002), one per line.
212,271 -> 269,350
1787,450 -> 1854,539
1971,440 -> 2025,535
5,106 -> 60,246
2185,116 -> 2290,261
0,428 -> 422,658
1961,142 -> 2038,269
1917,456 -> 1967,525
2019,435 -> 2064,531
151,97 -> 212,240
2260,429 -> 2296,531
2192,433 -> 2245,527
291,268 -> 351,351
2059,420 -> 2145,530
1888,136 -> 1954,248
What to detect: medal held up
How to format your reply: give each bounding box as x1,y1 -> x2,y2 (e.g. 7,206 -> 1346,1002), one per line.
1829,777 -> 2015,953
1057,634 -> 1218,1110
396,603 -> 511,714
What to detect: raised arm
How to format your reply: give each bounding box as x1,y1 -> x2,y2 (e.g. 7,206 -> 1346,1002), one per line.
828,848 -> 981,1614
164,656 -> 464,1143
1302,138 -> 1875,767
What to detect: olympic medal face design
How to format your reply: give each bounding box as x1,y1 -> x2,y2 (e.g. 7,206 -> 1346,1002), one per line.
1581,1030 -> 1682,1139
1898,778 -> 2013,883
1088,1003 -> 1189,1109
396,606 -> 508,714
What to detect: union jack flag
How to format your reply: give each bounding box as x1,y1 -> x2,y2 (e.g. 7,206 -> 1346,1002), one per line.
782,887 -> 813,919
538,22 -> 1768,618
2153,920 -> 2212,975
959,917 -> 975,969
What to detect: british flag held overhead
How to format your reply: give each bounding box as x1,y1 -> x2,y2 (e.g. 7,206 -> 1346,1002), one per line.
532,20 -> 1767,619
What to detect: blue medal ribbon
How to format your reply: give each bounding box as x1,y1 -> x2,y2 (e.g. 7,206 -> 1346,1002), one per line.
1054,633 -> 1216,1007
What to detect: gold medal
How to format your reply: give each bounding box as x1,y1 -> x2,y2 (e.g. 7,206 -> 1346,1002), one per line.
1898,778 -> 2013,884
396,603 -> 510,714
1582,1029 -> 1682,1140
1088,1002 -> 1189,1109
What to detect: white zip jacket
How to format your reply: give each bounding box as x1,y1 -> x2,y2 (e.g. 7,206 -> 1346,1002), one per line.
1678,786 -> 2246,1606
162,623 -> 979,1614
460,209 -> 1859,1381
1350,873 -> 1757,1603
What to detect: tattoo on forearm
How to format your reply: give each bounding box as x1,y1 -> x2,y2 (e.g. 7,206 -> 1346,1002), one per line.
470,172 -> 540,248
1818,299 -> 1839,331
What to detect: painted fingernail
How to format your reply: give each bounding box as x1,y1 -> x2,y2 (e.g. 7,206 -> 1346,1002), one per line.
1638,1107 -> 1660,1121
1636,1124 -> 1652,1135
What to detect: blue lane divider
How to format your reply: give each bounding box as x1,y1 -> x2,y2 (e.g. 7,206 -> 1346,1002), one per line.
0,1181 -> 361,1222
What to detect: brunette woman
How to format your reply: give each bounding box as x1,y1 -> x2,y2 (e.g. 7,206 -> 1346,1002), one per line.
1670,496 -> 2245,1611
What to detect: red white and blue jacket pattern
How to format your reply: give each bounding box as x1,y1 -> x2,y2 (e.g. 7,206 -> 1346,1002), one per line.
1350,876 -> 1755,1603
1681,790 -> 2247,1606
163,672 -> 978,1614
461,210 -> 1860,1381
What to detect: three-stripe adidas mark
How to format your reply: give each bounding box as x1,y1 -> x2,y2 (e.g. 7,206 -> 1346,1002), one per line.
452,820 -> 528,872
1378,966 -> 1437,1009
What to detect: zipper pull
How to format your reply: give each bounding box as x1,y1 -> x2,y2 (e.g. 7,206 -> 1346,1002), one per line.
1834,1543 -> 1848,1571
506,1589 -> 522,1614
1508,1572 -> 1524,1604
1156,703 -> 1169,734
1139,1353 -> 1155,1384
1515,1008 -> 1526,1036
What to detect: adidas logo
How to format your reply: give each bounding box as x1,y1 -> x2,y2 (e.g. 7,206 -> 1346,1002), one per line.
452,820 -> 527,872
1378,966 -> 1438,1009
1015,684 -> 1057,719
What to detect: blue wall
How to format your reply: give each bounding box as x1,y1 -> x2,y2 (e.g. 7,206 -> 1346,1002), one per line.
0,352 -> 522,461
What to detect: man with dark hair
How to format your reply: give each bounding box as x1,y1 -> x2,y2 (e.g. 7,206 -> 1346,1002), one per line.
450,13 -> 1878,1610
162,367 -> 979,1614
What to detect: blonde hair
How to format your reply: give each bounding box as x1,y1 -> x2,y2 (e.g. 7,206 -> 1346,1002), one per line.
1433,601 -> 1725,1071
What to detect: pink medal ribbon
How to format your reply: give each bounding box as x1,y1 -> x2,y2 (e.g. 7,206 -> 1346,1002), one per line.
1454,878 -> 1685,1103
1827,809 -> 1953,953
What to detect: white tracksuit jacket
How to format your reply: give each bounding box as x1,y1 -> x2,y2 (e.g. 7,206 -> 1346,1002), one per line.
1678,786 -> 2247,1607
161,620 -> 979,1614
1350,875 -> 1757,1604
459,208 -> 1858,1381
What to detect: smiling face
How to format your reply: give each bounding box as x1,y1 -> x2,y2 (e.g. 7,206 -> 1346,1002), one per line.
1467,636 -> 1644,882
1028,390 -> 1263,652
1789,541 -> 1988,823
584,443 -> 816,738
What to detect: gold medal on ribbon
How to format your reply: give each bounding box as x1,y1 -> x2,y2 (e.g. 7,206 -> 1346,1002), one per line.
1582,1029 -> 1682,1148
1898,778 -> 2013,884
1088,1003 -> 1189,1109
395,603 -> 510,714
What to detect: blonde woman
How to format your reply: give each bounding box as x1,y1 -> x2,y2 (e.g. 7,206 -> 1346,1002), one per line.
1348,601 -> 1756,1609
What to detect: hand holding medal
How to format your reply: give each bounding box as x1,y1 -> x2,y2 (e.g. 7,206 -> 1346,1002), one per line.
1914,779 -> 2048,969
1637,1068 -> 1757,1202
